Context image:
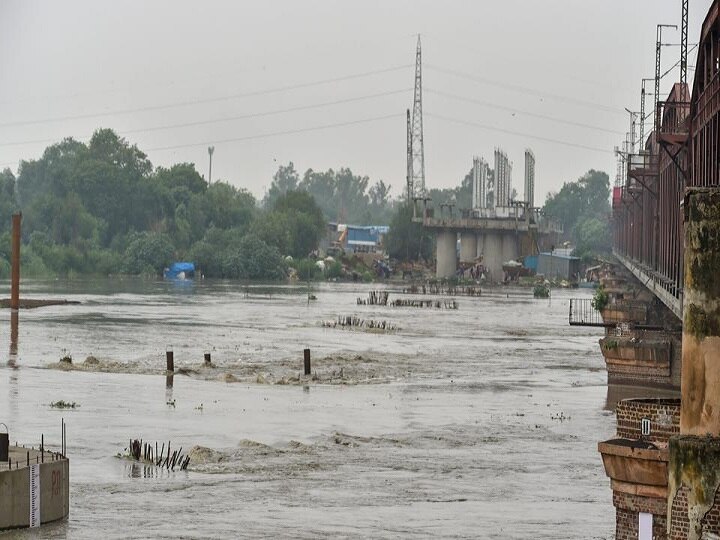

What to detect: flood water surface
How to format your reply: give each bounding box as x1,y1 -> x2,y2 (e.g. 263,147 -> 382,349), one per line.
1,280 -> 615,538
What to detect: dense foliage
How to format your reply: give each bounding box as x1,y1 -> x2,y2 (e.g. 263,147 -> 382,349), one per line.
386,203 -> 433,261
0,129 -> 349,279
263,162 -> 395,225
542,169 -> 611,258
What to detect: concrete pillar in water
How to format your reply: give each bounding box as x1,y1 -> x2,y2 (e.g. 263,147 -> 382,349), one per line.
10,213 -> 20,311
482,232 -> 503,282
435,230 -> 457,278
459,232 -> 477,263
476,233 -> 485,260
501,233 -> 519,264
668,188 -> 720,539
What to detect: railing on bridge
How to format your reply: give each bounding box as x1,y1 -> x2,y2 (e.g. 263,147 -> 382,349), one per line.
569,298 -> 604,327
612,11 -> 720,320
569,298 -> 660,329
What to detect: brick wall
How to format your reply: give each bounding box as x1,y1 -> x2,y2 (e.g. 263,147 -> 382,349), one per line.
616,398 -> 680,443
670,484 -> 720,538
607,364 -> 673,386
702,486 -> 720,534
614,492 -> 667,539
670,486 -> 690,539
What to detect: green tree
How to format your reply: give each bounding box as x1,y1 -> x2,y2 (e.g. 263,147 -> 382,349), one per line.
387,203 -> 433,261
122,232 -> 175,275
263,162 -> 299,208
543,169 -> 610,254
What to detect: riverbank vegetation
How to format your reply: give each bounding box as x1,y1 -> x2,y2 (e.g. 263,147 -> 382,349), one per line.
0,129 -> 395,280
542,169 -> 612,260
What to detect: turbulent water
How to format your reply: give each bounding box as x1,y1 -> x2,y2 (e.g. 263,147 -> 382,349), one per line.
0,279 -> 633,538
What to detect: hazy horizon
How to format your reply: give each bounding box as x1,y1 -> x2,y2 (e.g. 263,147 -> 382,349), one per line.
0,0 -> 712,207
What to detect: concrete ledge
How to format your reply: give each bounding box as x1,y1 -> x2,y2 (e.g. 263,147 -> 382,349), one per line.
0,448 -> 69,531
599,439 -> 669,487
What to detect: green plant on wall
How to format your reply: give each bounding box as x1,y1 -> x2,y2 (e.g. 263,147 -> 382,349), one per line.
592,286 -> 609,311
602,339 -> 619,351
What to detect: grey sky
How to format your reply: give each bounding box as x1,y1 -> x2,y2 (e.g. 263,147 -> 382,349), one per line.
0,0 -> 712,206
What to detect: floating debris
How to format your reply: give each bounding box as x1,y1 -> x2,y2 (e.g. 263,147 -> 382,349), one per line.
49,400 -> 78,409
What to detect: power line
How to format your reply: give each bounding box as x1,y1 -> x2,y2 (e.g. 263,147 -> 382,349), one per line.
426,88 -> 624,135
0,65 -> 413,129
426,112 -> 612,154
660,44 -> 698,81
139,113 -> 405,152
425,63 -> 625,115
0,89 -> 410,149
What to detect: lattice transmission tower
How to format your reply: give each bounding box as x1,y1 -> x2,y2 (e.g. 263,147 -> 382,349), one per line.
409,35 -> 426,199
680,0 -> 689,86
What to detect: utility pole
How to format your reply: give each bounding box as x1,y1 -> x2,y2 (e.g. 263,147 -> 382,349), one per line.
625,109 -> 638,155
640,78 -> 654,148
207,146 -> 215,184
655,24 -> 678,135
410,35 -> 425,199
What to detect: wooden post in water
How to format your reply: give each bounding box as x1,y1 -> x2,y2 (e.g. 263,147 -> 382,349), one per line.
166,348 -> 174,372
10,213 -> 20,312
303,348 -> 311,375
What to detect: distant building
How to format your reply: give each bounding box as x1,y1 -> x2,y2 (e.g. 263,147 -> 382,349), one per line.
325,223 -> 389,254
524,149 -> 535,208
537,251 -> 580,281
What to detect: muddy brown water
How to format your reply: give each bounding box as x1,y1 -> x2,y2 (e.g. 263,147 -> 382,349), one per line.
0,278 -> 644,538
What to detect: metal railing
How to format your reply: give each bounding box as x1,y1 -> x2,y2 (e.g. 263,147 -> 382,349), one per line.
569,298 -> 605,327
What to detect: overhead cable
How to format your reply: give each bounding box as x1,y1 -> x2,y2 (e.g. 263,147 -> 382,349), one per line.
0,65 -> 413,129
426,112 -> 612,154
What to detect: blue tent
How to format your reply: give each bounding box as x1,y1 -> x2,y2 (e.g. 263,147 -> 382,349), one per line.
164,262 -> 195,280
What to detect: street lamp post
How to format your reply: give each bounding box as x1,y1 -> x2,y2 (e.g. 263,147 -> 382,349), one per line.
208,146 -> 215,184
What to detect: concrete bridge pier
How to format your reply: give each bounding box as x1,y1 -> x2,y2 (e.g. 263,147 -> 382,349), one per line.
482,233 -> 503,282
435,230 -> 457,278
459,232 -> 477,263
502,233 -> 519,264
668,188 -> 720,539
476,233 -> 485,260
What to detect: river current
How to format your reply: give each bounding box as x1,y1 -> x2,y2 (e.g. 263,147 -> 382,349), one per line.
0,279 -> 624,538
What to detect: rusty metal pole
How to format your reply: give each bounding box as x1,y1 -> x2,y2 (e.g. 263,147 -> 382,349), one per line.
10,213 -> 21,311
303,349 -> 311,376
166,348 -> 174,372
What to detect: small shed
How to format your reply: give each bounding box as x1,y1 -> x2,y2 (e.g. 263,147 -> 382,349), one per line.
537,252 -> 581,281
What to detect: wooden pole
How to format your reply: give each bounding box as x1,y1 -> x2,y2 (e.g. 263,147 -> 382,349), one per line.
10,213 -> 21,311
303,349 -> 311,375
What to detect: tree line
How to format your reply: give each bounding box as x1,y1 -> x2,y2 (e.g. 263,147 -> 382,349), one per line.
0,129 -> 394,280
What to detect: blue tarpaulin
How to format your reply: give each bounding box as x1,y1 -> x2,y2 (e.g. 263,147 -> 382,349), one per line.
164,262 -> 195,279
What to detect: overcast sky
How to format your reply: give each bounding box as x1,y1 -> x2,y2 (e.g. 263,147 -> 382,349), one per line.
0,0 -> 713,205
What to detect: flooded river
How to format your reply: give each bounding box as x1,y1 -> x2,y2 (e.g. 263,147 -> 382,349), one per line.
0,279 -> 617,538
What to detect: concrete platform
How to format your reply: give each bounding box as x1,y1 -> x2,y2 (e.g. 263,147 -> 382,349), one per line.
0,445 -> 69,530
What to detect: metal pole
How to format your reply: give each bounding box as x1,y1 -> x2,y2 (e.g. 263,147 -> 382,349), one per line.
208,146 -> 215,184
655,24 -> 678,136
10,213 -> 21,311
